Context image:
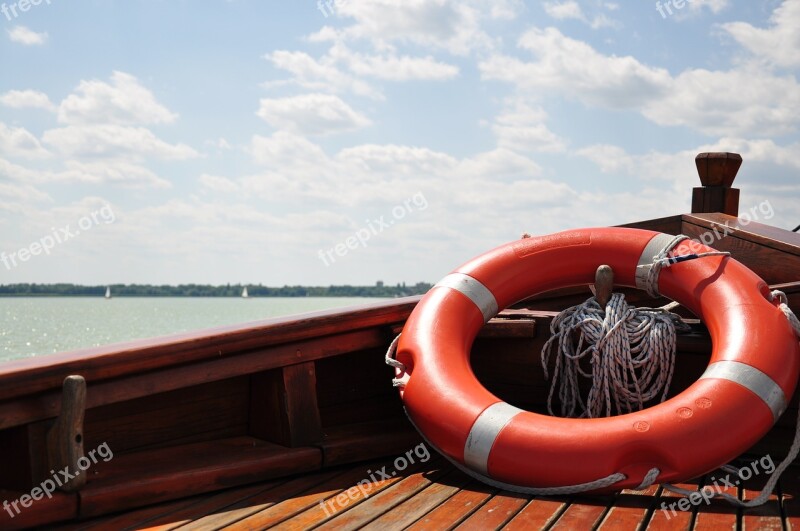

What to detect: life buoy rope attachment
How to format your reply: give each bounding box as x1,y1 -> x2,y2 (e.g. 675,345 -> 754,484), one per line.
390,228 -> 800,493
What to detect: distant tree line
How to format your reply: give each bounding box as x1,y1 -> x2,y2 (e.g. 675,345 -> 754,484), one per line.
0,282 -> 433,298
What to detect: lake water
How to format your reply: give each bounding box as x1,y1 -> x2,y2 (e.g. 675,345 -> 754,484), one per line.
0,297 -> 387,362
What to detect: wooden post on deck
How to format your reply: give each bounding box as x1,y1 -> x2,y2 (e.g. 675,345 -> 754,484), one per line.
692,152 -> 741,216
46,375 -> 87,492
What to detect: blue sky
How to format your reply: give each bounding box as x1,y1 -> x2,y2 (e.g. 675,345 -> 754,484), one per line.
0,0 -> 798,286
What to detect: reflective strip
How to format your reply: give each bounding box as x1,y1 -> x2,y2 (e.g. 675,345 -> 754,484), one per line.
635,233 -> 676,290
700,361 -> 787,421
464,402 -> 523,476
435,273 -> 499,323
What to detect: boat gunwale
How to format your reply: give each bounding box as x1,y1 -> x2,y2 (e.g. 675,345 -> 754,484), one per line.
0,296 -> 422,401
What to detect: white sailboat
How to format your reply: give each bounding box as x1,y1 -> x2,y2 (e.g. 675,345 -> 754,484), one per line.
105,286 -> 112,299
241,286 -> 249,298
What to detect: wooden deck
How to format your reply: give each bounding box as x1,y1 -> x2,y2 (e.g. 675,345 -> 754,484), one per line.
47,451 -> 798,530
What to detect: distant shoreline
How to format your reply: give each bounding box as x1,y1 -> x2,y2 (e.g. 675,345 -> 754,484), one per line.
0,282 -> 432,298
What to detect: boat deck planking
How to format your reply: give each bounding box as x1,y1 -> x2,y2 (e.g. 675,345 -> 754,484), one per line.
42,453 -> 796,530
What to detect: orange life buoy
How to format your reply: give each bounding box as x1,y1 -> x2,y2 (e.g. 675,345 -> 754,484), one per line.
392,227 -> 800,492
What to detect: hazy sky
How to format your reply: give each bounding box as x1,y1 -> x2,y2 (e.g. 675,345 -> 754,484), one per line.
1,0 -> 798,286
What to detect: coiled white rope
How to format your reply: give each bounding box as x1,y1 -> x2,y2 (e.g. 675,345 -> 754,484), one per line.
541,293 -> 686,418
541,235 -> 713,418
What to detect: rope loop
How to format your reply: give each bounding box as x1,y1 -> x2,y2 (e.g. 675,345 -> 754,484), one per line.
644,234 -> 731,298
771,290 -> 800,338
384,334 -> 407,388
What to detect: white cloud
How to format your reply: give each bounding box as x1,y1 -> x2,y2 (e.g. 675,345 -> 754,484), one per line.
200,174 -> 240,193
698,137 -> 800,170
265,43 -> 459,101
250,131 -> 332,171
483,0 -> 524,20
337,143 -> 459,176
491,101 -> 567,153
265,50 -> 382,100
0,90 -> 56,112
7,26 -> 47,45
42,125 -> 200,160
578,137 -> 800,193
208,138 -> 233,150
543,1 -> 619,29
481,27 -> 671,108
0,156 -> 171,189
722,0 -> 800,68
575,139 -> 800,235
0,123 -> 49,159
544,1 -> 583,19
457,148 -> 542,179
0,157 -> 49,183
0,182 -> 51,205
58,160 -> 171,189
58,71 -> 178,125
642,66 -> 800,136
331,45 -> 459,81
480,26 -> 800,136
334,0 -> 495,55
257,93 -> 371,136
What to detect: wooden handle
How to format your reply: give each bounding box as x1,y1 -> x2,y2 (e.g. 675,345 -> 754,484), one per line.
595,265 -> 614,308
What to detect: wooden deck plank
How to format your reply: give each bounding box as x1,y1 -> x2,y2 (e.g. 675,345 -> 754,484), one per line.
176,468 -> 343,530
597,486 -> 660,530
41,461 -> 800,531
221,460 -> 404,530
741,473 -> 782,531
116,482 -> 280,531
549,496 -> 613,530
313,462 -> 449,530
360,469 -> 469,530
43,481 -> 282,531
692,471 -> 739,531
268,457 -> 432,530
452,491 -> 529,530
646,481 -> 702,530
405,480 -> 496,530
502,496 -> 568,530
782,469 -> 800,531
